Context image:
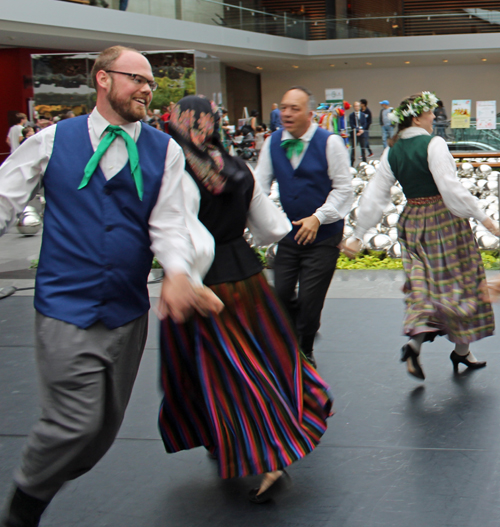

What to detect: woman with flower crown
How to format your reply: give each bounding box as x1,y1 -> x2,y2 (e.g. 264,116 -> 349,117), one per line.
343,92 -> 499,380
157,96 -> 333,503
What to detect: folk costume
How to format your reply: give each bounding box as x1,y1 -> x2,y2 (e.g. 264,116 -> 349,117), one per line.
256,122 -> 353,365
158,97 -> 333,498
0,109 -> 208,523
355,125 -> 495,378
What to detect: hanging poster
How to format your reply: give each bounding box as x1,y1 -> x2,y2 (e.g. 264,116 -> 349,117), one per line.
451,100 -> 471,129
476,100 -> 497,130
325,88 -> 344,105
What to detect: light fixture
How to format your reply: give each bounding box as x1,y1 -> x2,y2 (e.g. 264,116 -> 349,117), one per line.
482,58 -> 487,61
366,62 -> 372,65
330,64 -> 335,67
443,59 -> 448,63
256,66 -> 263,70
405,61 -> 410,64
392,24 -> 399,28
292,65 -> 299,69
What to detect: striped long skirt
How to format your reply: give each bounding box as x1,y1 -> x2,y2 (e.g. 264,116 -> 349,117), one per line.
398,198 -> 495,344
158,272 -> 333,479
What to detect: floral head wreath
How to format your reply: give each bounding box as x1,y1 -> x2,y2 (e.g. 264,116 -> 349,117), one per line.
388,92 -> 439,124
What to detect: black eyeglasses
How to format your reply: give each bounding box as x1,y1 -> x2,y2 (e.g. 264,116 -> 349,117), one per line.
104,70 -> 158,92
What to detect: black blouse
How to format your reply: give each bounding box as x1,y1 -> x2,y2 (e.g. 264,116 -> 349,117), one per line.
189,158 -> 263,285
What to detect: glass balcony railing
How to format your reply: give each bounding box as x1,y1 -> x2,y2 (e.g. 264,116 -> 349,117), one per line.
58,0 -> 500,41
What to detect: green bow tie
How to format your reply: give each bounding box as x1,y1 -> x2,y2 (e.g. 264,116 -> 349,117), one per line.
79,125 -> 143,201
281,138 -> 304,160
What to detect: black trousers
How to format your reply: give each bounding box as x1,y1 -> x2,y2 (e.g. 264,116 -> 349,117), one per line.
274,232 -> 343,354
350,132 -> 366,165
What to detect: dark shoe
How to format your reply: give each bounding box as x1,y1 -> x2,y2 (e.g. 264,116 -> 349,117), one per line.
304,352 -> 317,368
401,343 -> 425,380
248,470 -> 292,503
450,351 -> 486,374
206,450 -> 218,461
1,488 -> 49,527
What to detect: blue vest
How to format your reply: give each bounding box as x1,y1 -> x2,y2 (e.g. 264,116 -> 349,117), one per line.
270,127 -> 343,244
35,116 -> 168,329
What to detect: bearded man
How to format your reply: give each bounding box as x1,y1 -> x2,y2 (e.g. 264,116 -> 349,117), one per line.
0,46 -> 221,527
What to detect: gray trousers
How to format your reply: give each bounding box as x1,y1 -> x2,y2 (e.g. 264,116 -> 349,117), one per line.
14,311 -> 148,502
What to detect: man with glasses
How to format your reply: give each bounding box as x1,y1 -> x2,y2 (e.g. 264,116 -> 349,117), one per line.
0,46 -> 222,527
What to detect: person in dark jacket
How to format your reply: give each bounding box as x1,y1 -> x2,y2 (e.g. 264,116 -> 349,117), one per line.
349,101 -> 367,165
360,99 -> 373,157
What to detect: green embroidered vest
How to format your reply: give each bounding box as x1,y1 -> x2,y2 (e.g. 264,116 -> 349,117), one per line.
388,135 -> 439,199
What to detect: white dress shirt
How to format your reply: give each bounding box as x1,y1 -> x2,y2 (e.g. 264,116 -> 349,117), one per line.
0,108 -> 214,283
255,122 -> 353,225
354,126 -> 487,239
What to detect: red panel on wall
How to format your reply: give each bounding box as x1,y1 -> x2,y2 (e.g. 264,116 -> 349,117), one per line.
0,47 -> 57,163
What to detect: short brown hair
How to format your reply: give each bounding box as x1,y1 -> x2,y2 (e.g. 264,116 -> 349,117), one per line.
90,45 -> 140,89
15,113 -> 27,124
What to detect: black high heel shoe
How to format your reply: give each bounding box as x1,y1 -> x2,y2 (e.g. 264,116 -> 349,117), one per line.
401,343 -> 425,380
450,351 -> 486,374
248,470 -> 292,503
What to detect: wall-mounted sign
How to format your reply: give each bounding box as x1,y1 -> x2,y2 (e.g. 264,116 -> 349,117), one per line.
451,99 -> 471,129
325,88 -> 343,104
476,100 -> 497,130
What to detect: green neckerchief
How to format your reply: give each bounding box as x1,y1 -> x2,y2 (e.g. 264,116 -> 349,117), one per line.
79,124 -> 143,201
280,138 -> 304,160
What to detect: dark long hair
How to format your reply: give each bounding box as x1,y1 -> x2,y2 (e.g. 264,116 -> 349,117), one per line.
388,93 -> 423,147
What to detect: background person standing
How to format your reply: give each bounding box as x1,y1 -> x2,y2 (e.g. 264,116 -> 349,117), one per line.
5,113 -> 27,154
379,100 -> 394,148
433,100 -> 448,138
349,101 -> 367,166
270,102 -> 281,132
360,99 -> 373,157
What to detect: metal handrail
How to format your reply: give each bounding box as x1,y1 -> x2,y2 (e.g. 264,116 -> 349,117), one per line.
187,1 -> 500,25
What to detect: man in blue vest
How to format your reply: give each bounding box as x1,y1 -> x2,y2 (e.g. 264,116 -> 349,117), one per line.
256,86 -> 352,367
0,46 -> 222,527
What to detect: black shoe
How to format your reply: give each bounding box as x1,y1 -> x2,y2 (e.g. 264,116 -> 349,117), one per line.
248,471 -> 292,503
401,343 -> 425,380
304,352 -> 317,368
1,488 -> 49,527
450,351 -> 486,374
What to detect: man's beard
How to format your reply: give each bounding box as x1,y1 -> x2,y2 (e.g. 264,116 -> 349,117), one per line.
108,84 -> 148,122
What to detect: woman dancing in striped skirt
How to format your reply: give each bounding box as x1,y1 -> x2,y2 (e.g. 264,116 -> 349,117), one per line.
158,96 -> 333,502
343,92 -> 499,380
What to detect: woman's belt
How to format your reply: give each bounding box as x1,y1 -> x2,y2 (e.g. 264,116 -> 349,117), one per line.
406,195 -> 442,205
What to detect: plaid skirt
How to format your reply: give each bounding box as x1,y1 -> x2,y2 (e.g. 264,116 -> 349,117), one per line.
158,272 -> 333,479
398,198 -> 495,344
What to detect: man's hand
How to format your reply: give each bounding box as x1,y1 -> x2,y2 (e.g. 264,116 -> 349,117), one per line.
157,273 -> 224,323
340,237 -> 363,259
483,218 -> 500,237
488,275 -> 500,303
292,215 -> 320,245
356,130 -> 363,136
